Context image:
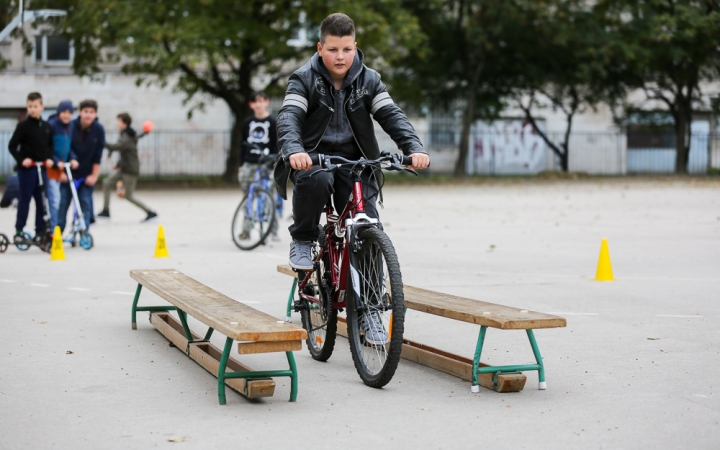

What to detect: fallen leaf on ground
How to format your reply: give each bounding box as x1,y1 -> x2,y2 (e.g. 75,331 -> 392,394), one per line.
168,436 -> 187,443
38,322 -> 47,324
66,351 -> 74,354
647,338 -> 660,340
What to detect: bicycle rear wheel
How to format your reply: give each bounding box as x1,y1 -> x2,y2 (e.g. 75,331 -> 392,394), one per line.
346,227 -> 405,388
231,188 -> 276,250
300,231 -> 338,361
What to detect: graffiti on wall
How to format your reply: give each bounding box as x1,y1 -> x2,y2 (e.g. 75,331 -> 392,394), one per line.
469,120 -> 548,174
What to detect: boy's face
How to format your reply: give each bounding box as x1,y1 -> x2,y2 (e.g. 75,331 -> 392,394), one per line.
318,35 -> 356,81
58,110 -> 73,124
249,97 -> 270,116
27,99 -> 44,119
79,107 -> 96,128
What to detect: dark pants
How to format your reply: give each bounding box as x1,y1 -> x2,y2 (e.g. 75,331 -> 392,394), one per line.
15,167 -> 48,233
289,166 -> 379,241
58,181 -> 94,231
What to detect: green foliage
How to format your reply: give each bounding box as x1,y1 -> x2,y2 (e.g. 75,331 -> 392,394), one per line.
599,0 -> 720,172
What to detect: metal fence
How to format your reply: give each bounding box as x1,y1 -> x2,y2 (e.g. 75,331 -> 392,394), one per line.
2,127 -> 719,177
0,130 -> 230,178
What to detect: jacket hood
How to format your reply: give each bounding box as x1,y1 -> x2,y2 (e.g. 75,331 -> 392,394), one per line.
311,48 -> 365,89
124,126 -> 137,138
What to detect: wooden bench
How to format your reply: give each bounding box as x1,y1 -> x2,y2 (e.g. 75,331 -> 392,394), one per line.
130,269 -> 307,404
278,265 -> 566,393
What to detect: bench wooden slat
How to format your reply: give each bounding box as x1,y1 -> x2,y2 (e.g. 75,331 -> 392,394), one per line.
237,341 -> 303,355
277,265 -> 565,330
403,286 -> 566,330
131,269 -> 307,342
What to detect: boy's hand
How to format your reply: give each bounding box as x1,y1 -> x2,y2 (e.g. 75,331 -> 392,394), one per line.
70,159 -> 79,169
22,158 -> 32,168
45,159 -> 54,168
60,173 -> 68,183
289,153 -> 313,171
85,175 -> 98,186
57,161 -> 65,170
409,153 -> 430,170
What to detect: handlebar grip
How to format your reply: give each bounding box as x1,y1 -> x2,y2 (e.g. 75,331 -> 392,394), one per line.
401,155 -> 412,166
309,154 -> 320,166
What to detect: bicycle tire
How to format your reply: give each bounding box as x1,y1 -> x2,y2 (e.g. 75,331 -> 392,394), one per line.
300,228 -> 338,361
346,227 -> 405,388
0,233 -> 8,253
231,188 -> 276,250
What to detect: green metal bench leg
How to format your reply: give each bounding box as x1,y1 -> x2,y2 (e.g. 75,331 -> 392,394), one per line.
176,309 -> 193,342
285,278 -> 297,322
217,336 -> 233,405
131,284 -> 143,330
470,325 -> 488,393
286,351 -> 298,402
526,329 -> 547,390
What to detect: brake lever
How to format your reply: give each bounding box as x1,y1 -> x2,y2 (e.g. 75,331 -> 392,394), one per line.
403,167 -> 418,176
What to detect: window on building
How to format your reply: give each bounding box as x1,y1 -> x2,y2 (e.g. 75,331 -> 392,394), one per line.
34,35 -> 73,64
626,112 -> 675,149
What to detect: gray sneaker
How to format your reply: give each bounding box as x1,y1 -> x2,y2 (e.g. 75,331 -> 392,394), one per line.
289,240 -> 313,270
360,313 -> 388,345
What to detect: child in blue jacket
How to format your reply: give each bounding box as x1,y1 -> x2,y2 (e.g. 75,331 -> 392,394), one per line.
47,100 -> 79,229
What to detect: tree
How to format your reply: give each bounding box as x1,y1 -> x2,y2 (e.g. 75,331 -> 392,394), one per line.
37,0 -> 422,182
599,0 -> 720,173
394,0 -> 525,177
509,1 -> 625,172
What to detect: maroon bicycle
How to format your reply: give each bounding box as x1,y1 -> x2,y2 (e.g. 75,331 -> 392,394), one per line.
293,152 -> 417,387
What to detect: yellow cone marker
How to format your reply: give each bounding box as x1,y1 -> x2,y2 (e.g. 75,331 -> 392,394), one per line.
50,226 -> 65,261
154,225 -> 169,258
595,238 -> 614,281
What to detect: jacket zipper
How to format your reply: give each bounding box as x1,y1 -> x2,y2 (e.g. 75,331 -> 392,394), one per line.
310,100 -> 334,153
345,87 -> 368,160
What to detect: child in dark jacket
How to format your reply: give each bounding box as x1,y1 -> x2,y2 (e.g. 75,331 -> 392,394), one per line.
98,112 -> 157,222
276,14 -> 429,270
7,92 -> 55,243
47,100 -> 79,229
57,99 -> 104,231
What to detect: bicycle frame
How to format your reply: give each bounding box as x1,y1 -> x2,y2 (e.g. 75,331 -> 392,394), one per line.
297,170 -> 376,310
245,165 -> 275,223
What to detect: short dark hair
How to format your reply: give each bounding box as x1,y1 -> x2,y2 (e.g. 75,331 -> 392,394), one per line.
79,99 -> 98,112
117,112 -> 132,126
27,92 -> 42,103
320,13 -> 355,44
248,91 -> 269,103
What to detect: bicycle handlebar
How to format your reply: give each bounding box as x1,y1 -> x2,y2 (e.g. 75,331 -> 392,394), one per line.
308,152 -> 415,174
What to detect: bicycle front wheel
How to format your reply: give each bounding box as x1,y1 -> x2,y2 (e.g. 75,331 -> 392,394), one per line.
346,227 -> 405,388
231,188 -> 276,250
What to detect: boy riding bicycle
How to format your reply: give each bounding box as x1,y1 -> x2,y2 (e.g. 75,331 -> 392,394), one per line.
275,13 -> 430,270
238,91 -> 279,240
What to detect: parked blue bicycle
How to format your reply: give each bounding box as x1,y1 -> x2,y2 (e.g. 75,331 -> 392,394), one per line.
231,150 -> 281,250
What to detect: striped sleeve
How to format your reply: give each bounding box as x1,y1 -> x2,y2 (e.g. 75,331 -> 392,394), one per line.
282,93 -> 308,112
371,92 -> 394,115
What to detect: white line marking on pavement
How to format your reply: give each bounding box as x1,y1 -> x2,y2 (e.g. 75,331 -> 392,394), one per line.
67,287 -> 90,292
656,315 -> 703,318
30,283 -> 50,287
1,279 -> 16,283
110,291 -> 135,296
547,312 -> 599,316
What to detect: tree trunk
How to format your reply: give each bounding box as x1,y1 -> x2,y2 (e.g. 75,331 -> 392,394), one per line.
455,96 -> 476,177
674,109 -> 690,174
455,64 -> 484,177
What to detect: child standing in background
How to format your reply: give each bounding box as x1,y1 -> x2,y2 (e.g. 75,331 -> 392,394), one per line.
47,100 -> 79,230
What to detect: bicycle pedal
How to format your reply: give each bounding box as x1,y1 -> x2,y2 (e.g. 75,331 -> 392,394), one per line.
293,301 -> 308,312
